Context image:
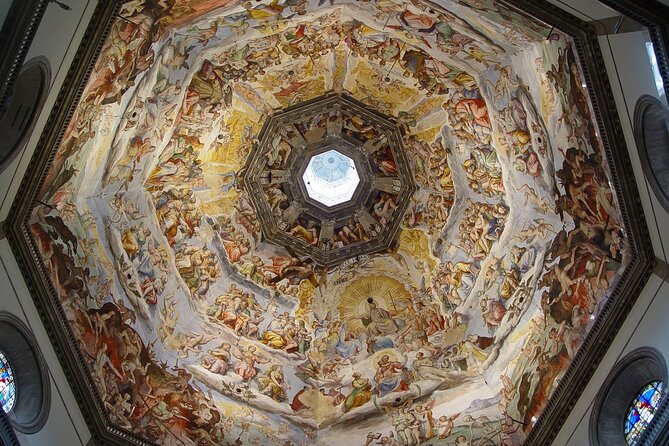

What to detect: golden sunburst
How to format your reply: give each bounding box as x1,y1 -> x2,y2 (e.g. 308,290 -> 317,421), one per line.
369,348 -> 406,366
338,275 -> 412,335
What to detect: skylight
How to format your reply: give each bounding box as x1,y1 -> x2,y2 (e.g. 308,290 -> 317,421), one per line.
302,150 -> 360,206
646,42 -> 665,99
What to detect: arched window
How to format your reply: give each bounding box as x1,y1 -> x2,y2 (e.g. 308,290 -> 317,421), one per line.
0,350 -> 16,413
633,95 -> 669,213
590,347 -> 667,446
0,56 -> 50,173
0,313 -> 50,433
625,380 -> 664,445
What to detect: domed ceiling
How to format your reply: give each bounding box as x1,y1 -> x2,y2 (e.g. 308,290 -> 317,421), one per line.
17,0 -> 643,445
243,93 -> 417,266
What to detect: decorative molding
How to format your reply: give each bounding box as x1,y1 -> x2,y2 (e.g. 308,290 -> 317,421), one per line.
0,0 -> 49,116
3,1 -> 656,446
0,410 -> 20,446
85,436 -> 101,446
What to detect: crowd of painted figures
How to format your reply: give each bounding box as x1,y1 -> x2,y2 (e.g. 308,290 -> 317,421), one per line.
27,0 -> 631,444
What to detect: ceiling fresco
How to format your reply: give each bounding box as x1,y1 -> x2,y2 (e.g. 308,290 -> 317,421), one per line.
27,0 -> 632,445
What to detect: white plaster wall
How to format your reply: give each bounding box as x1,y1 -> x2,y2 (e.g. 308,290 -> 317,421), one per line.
548,0 -> 623,21
0,1 -> 97,445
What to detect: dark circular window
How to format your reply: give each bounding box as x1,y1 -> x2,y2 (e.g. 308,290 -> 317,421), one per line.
634,95 -> 669,213
0,350 -> 17,413
590,347 -> 667,446
624,380 -> 664,445
0,312 -> 50,433
0,56 -> 50,172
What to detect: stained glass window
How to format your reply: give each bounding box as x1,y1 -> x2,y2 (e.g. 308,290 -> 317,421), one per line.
624,380 -> 664,445
0,349 -> 16,413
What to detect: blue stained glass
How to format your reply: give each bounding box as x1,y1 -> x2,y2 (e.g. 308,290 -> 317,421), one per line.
624,381 -> 663,445
0,350 -> 16,413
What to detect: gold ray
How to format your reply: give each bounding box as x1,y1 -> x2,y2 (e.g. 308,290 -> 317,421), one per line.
369,348 -> 406,365
338,275 -> 412,335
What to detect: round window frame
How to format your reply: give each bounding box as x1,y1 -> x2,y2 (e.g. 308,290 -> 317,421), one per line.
0,56 -> 50,173
633,95 -> 669,214
0,312 -> 51,434
590,347 -> 667,446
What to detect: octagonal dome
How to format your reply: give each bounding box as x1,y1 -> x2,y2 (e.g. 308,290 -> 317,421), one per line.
243,93 -> 416,266
303,150 -> 360,207
10,1 -> 651,446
